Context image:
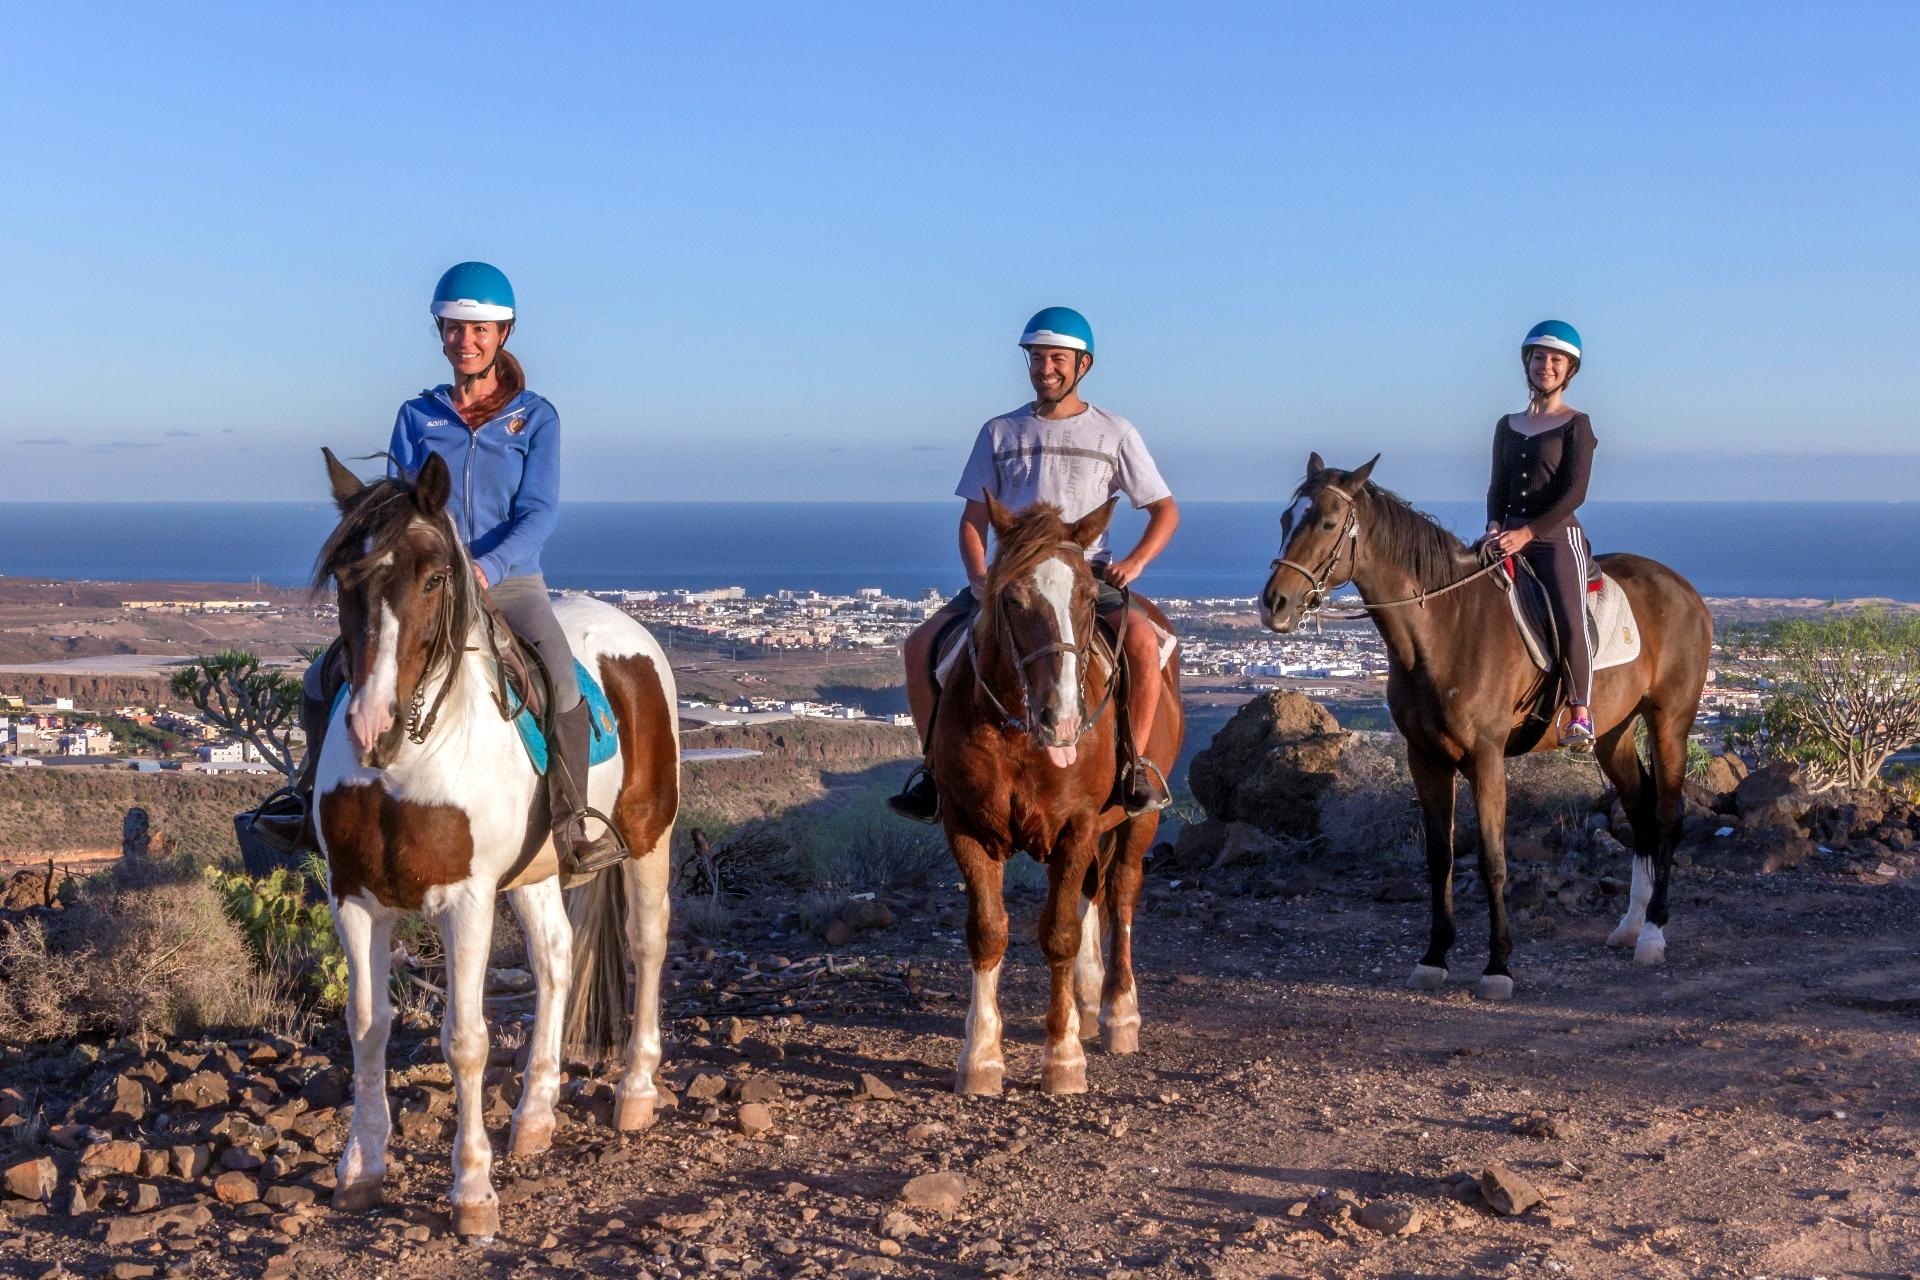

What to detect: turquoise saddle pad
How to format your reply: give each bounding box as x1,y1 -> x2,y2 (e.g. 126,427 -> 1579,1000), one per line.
330,658 -> 617,776
516,660 -> 619,776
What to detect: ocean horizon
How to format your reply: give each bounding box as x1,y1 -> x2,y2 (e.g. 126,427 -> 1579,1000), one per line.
4,500 -> 1915,603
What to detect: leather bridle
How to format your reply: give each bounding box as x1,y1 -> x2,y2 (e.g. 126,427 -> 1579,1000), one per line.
967,542 -> 1122,748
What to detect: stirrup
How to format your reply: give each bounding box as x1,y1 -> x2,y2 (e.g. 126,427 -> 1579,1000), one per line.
1122,758 -> 1171,817
559,806 -> 629,887
1559,713 -> 1596,753
886,764 -> 941,825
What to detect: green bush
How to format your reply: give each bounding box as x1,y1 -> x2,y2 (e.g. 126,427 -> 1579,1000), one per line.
204,856 -> 348,1008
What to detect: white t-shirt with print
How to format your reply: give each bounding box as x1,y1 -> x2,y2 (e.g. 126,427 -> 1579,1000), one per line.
953,403 -> 1172,562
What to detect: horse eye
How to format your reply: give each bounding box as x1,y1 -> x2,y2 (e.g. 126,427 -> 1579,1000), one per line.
1321,519 -> 1336,530
424,573 -> 445,593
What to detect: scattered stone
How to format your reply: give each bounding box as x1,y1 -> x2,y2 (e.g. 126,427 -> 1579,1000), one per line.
219,1146 -> 264,1172
899,1171 -> 967,1217
737,1076 -> 784,1105
738,1103 -> 774,1137
1514,1111 -> 1579,1141
880,1210 -> 922,1240
107,1074 -> 150,1126
106,1264 -> 156,1280
212,1172 -> 259,1205
905,1122 -> 948,1145
126,1183 -> 161,1214
169,1146 -> 210,1180
138,1150 -> 169,1179
854,1073 -> 897,1102
824,920 -> 855,948
685,1073 -> 727,1102
167,1072 -> 230,1111
1356,1201 -> 1424,1236
56,1182 -> 89,1216
396,1111 -> 446,1144
103,1214 -> 155,1246
1479,1164 -> 1543,1216
4,1157 -> 59,1202
841,899 -> 895,933
262,1185 -> 316,1210
724,1017 -> 751,1046
1508,837 -> 1552,863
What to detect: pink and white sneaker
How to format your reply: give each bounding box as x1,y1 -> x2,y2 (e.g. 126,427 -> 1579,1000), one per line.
1560,708 -> 1595,752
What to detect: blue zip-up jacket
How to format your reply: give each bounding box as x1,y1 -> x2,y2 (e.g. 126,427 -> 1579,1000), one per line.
386,387 -> 561,587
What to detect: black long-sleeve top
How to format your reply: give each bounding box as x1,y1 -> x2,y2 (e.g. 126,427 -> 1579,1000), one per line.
1487,413 -> 1597,536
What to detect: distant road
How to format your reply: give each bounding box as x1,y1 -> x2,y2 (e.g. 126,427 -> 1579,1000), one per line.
0,654 -> 197,676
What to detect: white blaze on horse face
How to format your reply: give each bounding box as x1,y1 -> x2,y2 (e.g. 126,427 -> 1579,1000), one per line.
1282,495 -> 1312,541
1030,556 -> 1081,745
349,600 -> 401,756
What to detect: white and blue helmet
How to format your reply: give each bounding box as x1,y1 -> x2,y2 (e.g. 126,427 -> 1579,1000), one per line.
1019,306 -> 1094,356
1522,319 -> 1581,363
432,262 -> 516,323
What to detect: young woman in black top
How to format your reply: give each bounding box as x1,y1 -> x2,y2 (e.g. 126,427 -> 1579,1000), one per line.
1483,320 -> 1598,749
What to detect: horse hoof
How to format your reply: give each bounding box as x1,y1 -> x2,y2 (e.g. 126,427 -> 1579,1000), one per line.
508,1117 -> 554,1157
453,1199 -> 501,1241
1042,1061 -> 1088,1095
332,1177 -> 384,1213
1101,1022 -> 1140,1056
1634,926 -> 1667,967
614,1096 -> 657,1132
1606,921 -> 1643,949
1407,964 -> 1449,991
1475,974 -> 1515,1001
954,1063 -> 1004,1097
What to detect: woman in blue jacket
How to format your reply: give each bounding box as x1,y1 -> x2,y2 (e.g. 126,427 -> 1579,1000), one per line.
304,262 -> 623,879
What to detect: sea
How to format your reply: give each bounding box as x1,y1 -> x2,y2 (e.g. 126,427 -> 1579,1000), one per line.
3,501 -> 1915,602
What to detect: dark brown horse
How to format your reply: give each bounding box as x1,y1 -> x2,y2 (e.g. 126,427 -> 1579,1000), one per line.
1259,454 -> 1711,998
935,495 -> 1185,1094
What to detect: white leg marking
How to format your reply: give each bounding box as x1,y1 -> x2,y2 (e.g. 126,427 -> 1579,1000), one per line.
1634,922 -> 1667,967
1072,896 -> 1103,1034
616,835 -> 674,1131
428,882 -> 501,1239
1609,854 -> 1653,948
1101,920 -> 1141,1054
1408,963 -> 1450,990
506,878 -> 571,1157
333,892 -> 395,1208
956,962 -> 1005,1095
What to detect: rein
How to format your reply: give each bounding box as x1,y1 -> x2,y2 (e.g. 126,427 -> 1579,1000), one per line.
967,543 -> 1123,746
400,556 -> 518,746
1270,484 -> 1504,620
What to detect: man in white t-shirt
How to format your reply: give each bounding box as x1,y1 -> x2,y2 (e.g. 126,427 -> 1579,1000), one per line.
889,307 -> 1181,822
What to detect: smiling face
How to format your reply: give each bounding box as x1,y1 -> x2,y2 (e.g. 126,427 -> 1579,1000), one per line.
440,319 -> 507,379
1525,346 -> 1575,399
1026,345 -> 1090,406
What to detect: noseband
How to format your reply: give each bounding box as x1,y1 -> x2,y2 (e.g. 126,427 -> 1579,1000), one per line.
1270,485 -> 1361,613
967,543 -> 1121,746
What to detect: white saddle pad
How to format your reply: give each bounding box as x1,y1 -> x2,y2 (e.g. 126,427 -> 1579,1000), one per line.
1508,571 -> 1642,674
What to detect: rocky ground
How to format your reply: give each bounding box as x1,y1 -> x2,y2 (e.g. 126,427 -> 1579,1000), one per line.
3,836 -> 1917,1280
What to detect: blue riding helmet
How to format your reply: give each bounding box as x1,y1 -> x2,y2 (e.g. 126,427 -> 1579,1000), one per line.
1522,320 -> 1581,362
1019,307 -> 1094,356
432,262 -> 516,323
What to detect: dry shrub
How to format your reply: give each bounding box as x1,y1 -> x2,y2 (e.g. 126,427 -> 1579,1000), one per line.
1318,732 -> 1420,862
0,857 -> 285,1043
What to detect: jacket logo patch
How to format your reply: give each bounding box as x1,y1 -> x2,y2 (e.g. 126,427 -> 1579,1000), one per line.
506,417 -> 527,435
425,418 -> 449,427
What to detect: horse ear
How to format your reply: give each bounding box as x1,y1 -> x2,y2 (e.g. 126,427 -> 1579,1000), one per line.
1307,452 -> 1326,480
323,448 -> 363,510
983,490 -> 1019,538
413,452 -> 452,518
1069,496 -> 1120,549
1345,453 -> 1381,492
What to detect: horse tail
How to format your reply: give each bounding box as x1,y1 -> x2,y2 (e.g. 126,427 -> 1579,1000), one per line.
563,871 -> 631,1065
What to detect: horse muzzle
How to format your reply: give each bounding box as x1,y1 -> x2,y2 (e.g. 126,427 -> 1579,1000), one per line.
347,694 -> 398,767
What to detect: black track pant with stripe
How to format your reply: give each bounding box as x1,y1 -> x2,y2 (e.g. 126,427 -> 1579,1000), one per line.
1513,523 -> 1593,708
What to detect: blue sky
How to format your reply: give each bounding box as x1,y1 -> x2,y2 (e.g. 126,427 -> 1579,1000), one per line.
6,3 -> 1916,502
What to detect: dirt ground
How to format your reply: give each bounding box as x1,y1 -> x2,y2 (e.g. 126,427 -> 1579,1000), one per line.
4,854 -> 1918,1280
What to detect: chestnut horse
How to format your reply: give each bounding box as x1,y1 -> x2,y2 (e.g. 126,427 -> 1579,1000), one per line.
312,450 -> 679,1238
934,495 -> 1184,1094
1259,454 -> 1711,998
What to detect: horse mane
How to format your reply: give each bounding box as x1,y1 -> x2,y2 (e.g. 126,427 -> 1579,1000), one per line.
984,502 -> 1083,599
1297,471 -> 1469,593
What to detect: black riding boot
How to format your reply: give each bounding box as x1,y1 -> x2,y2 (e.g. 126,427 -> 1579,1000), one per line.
551,700 -> 629,884
886,761 -> 941,824
1122,757 -> 1171,817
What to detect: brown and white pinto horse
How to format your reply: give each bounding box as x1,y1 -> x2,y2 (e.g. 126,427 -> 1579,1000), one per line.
312,450 -> 678,1239
1259,454 -> 1711,998
934,496 -> 1184,1095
